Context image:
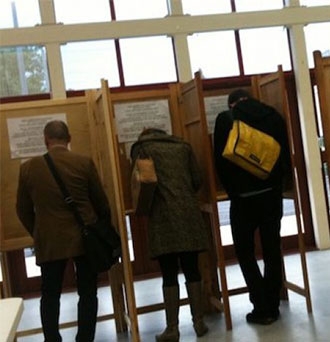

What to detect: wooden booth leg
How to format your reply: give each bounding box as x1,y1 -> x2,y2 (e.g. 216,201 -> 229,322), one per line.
0,251 -> 13,298
108,264 -> 128,333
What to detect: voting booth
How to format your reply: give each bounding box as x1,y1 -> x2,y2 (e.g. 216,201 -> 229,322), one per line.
0,95 -> 140,340
93,77 -> 232,330
0,67 -> 319,338
252,66 -> 312,312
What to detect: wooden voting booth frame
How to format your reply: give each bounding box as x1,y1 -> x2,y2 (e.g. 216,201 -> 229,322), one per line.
101,78 -> 232,330
314,50 -> 330,219
0,96 -> 140,341
0,66 -> 316,336
200,68 -> 312,313
252,66 -> 312,313
0,97 -> 91,296
177,74 -> 232,329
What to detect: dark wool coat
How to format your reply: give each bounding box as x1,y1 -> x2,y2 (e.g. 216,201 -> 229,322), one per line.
16,146 -> 111,265
213,99 -> 292,198
131,132 -> 209,259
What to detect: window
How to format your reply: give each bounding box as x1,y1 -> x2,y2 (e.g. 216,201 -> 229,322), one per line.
0,0 -> 40,28
54,0 -> 111,24
235,0 -> 284,12
239,27 -> 292,74
188,31 -> 240,78
219,199 -> 297,246
61,41 -> 120,90
304,23 -> 330,68
300,0 -> 330,6
0,46 -> 50,97
182,0 -> 231,15
119,36 -> 177,86
114,0 -> 168,20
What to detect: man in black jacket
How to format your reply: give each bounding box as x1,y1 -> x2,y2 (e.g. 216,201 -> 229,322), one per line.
213,89 -> 292,325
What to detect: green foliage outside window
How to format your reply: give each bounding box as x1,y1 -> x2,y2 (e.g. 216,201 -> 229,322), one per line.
0,46 -> 49,97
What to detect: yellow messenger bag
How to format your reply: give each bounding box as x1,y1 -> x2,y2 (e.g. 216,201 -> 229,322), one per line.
222,120 -> 281,180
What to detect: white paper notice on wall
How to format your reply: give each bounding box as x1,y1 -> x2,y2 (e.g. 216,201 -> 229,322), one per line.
204,95 -> 229,134
114,99 -> 172,143
7,113 -> 67,159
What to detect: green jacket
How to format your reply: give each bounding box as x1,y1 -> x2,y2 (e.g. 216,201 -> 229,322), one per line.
131,132 -> 208,258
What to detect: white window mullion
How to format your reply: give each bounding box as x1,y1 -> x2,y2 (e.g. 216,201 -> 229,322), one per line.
46,43 -> 66,98
286,0 -> 330,249
167,0 -> 192,82
38,0 -> 66,98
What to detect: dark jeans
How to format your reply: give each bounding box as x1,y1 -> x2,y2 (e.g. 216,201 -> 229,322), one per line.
40,255 -> 98,342
157,251 -> 202,287
230,190 -> 283,315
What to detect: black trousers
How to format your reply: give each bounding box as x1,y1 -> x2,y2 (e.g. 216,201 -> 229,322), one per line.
157,251 -> 202,287
40,255 -> 98,342
230,190 -> 283,315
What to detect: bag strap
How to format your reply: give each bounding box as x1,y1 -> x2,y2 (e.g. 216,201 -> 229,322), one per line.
43,153 -> 85,228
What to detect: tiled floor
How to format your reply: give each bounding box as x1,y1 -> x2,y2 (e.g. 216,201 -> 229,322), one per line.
16,249 -> 330,341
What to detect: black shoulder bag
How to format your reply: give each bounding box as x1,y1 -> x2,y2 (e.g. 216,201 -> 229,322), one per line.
44,153 -> 121,273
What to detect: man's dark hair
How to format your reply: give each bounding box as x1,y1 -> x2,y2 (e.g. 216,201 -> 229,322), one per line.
138,127 -> 167,139
228,89 -> 251,108
44,120 -> 70,142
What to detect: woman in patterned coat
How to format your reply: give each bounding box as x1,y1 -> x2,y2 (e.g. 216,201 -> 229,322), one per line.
131,128 -> 209,342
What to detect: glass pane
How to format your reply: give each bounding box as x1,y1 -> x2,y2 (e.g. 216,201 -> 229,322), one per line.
240,27 -> 291,75
235,0 -> 283,12
300,0 -> 330,6
182,0 -> 231,15
218,201 -> 233,246
188,31 -> 239,78
305,23 -> 330,68
120,36 -> 177,86
0,46 -> 50,97
218,198 -> 297,247
25,247 -> 40,277
281,199 -> 298,237
54,0 -> 111,24
61,40 -> 120,90
0,0 -> 40,28
114,0 -> 168,20
126,216 -> 135,261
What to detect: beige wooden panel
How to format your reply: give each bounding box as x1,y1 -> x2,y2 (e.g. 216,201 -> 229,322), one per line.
203,86 -> 252,200
314,50 -> 330,164
251,67 -> 295,197
108,86 -> 182,212
0,97 -> 90,252
179,72 -> 232,330
87,81 -> 140,341
252,67 -> 312,313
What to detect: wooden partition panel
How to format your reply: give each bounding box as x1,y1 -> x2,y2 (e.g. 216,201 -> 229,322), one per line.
314,50 -> 330,215
108,85 -> 183,213
88,83 -> 141,340
104,85 -> 183,277
252,66 -> 312,313
179,72 -> 232,330
0,97 -> 91,253
202,86 -> 251,200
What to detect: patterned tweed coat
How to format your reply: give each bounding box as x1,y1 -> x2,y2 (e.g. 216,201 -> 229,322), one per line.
131,132 -> 208,259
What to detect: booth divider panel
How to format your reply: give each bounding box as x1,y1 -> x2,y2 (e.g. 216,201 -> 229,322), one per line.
0,98 -> 90,252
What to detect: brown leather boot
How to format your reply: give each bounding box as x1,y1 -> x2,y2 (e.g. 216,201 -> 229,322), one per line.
155,286 -> 180,342
186,281 -> 209,337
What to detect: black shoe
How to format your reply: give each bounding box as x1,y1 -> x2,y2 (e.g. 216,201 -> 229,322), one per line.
246,312 -> 278,325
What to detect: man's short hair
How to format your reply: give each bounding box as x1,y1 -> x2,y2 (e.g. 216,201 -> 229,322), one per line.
228,89 -> 251,108
44,120 -> 70,141
138,127 -> 167,139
